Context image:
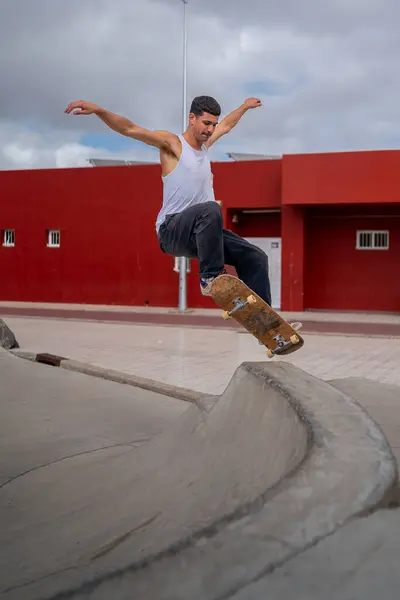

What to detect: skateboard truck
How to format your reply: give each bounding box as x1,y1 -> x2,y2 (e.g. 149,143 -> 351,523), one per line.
222,295 -> 257,320
265,332 -> 300,358
265,322 -> 302,358
222,296 -> 301,358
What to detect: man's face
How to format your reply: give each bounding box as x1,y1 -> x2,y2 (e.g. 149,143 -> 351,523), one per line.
190,112 -> 219,142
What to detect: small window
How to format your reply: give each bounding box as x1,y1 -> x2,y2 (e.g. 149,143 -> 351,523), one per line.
356,230 -> 389,250
2,229 -> 15,247
47,230 -> 60,248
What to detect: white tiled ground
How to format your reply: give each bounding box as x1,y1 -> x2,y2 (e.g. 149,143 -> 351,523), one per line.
1,302 -> 400,323
5,316 -> 400,395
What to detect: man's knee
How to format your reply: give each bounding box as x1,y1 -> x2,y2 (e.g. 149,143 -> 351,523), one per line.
201,201 -> 222,216
195,201 -> 222,227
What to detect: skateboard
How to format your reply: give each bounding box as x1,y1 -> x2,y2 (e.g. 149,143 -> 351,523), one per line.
210,274 -> 304,358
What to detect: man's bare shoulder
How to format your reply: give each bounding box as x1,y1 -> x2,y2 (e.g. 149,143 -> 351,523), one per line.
154,129 -> 179,140
156,131 -> 182,158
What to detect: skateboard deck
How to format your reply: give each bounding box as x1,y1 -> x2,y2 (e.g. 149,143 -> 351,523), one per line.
211,274 -> 304,358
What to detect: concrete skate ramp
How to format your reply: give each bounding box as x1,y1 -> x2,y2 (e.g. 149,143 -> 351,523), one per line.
1,357 -> 397,600
1,356 -> 307,599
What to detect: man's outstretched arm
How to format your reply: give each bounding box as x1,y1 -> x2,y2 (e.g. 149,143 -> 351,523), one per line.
64,100 -> 179,151
205,97 -> 262,148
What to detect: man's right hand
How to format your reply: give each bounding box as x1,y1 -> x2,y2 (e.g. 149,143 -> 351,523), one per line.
64,100 -> 101,115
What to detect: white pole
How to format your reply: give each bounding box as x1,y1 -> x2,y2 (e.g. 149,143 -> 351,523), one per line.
178,0 -> 188,311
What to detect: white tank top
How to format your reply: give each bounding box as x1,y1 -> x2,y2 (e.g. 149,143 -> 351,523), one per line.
156,134 -> 215,232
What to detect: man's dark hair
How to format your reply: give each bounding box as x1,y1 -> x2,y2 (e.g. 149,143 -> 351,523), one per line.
190,96 -> 221,117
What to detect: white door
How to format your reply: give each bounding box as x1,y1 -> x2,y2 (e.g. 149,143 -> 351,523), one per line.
245,237 -> 282,309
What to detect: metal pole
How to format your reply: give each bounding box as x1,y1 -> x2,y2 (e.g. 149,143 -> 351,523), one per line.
178,0 -> 188,311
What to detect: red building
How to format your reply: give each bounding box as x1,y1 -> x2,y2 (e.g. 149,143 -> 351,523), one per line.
1,150 -> 399,312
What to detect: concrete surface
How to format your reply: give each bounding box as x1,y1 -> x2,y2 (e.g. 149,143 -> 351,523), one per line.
0,349 -> 188,488
1,346 -> 397,600
1,355 -> 309,599
234,509 -> 400,599
11,348 -> 205,402
4,315 -> 400,476
1,302 -> 400,338
2,301 -> 400,322
4,317 -> 400,395
329,377 -> 400,467
2,311 -> 400,600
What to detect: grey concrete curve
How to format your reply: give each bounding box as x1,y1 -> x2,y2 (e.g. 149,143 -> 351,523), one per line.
1,356 -> 307,599
0,355 -> 397,600
41,362 -> 397,600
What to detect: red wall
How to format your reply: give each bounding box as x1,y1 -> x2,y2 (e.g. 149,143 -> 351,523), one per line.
305,206 -> 400,311
213,159 -> 281,209
227,211 -> 281,238
281,150 -> 400,311
0,165 -> 180,305
281,206 -> 305,311
0,160 -> 282,308
283,150 -> 400,205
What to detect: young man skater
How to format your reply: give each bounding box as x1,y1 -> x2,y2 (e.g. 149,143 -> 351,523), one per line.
65,95 -> 272,304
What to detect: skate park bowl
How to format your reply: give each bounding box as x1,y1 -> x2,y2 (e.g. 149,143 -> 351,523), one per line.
0,347 -> 398,600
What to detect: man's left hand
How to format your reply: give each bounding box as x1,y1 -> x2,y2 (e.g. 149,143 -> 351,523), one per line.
243,97 -> 262,109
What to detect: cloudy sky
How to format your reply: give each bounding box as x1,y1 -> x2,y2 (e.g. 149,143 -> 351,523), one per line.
1,0 -> 400,170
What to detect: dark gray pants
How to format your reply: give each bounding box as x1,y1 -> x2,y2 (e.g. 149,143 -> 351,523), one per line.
158,201 -> 272,305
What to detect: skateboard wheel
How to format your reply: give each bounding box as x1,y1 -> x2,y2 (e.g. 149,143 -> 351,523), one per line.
266,349 -> 274,358
247,295 -> 257,305
290,334 -> 300,344
222,311 -> 231,320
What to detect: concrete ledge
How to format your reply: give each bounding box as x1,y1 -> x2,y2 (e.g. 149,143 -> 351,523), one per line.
10,349 -> 37,362
10,349 -> 206,404
60,359 -> 205,403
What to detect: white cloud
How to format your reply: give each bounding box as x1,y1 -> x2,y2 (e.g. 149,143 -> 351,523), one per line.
0,122 -> 159,170
1,0 -> 400,169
